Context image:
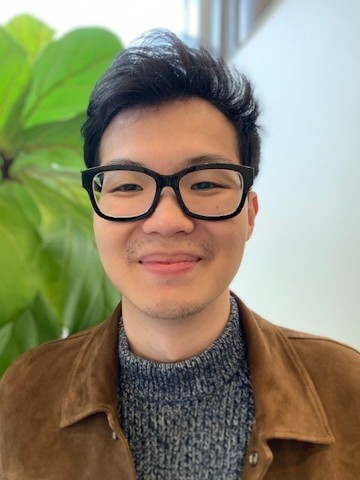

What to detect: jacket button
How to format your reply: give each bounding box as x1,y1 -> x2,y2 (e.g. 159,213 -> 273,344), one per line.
249,451 -> 259,466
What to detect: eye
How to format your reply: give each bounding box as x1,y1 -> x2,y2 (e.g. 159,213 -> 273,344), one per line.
110,183 -> 143,193
191,181 -> 221,190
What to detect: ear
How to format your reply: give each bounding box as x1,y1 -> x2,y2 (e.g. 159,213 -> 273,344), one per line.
246,191 -> 258,241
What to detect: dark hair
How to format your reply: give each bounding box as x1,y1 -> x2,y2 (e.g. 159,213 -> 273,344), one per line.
82,29 -> 261,176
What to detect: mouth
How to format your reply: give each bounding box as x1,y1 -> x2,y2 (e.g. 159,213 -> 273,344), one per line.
138,254 -> 201,274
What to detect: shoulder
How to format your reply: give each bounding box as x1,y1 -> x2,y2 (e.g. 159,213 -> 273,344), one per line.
239,295 -> 360,390
281,325 -> 360,381
247,308 -> 360,423
258,317 -> 360,397
247,303 -> 359,361
0,318 -> 116,459
279,325 -> 360,446
0,321 -> 105,404
279,324 -> 359,362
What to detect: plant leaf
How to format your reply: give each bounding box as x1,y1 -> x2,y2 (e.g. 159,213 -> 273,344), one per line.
37,222 -> 119,334
0,323 -> 17,377
22,28 -> 122,128
0,27 -> 30,155
18,171 -> 118,328
13,148 -> 84,176
4,14 -> 55,62
22,113 -> 85,153
19,169 -> 91,229
0,299 -> 60,377
0,182 -> 41,325
0,19 -> 121,377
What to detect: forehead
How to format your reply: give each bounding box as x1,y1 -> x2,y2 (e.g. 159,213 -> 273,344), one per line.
99,98 -> 240,169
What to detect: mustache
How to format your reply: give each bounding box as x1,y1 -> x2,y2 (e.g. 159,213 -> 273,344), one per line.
125,240 -> 215,263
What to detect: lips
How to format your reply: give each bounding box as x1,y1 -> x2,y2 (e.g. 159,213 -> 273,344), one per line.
139,254 -> 201,274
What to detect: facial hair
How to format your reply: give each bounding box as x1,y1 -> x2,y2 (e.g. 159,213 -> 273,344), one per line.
124,239 -> 216,320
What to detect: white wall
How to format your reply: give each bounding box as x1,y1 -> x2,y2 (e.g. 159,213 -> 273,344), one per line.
231,0 -> 360,348
1,0 -> 185,44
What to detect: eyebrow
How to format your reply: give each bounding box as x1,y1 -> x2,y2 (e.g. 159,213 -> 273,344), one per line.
105,159 -> 144,167
184,154 -> 235,167
104,154 -> 236,168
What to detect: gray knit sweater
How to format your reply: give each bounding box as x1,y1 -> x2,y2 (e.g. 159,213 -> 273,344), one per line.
118,296 -> 254,479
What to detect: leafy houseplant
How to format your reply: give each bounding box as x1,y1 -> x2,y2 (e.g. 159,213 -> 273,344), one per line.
0,15 -> 123,376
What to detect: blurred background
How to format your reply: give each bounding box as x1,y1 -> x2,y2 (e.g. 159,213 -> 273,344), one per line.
1,0 -> 359,374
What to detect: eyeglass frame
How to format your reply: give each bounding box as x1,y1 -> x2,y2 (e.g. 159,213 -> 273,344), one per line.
81,162 -> 254,222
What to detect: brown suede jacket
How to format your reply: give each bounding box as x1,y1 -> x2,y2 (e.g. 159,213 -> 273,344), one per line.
0,296 -> 359,480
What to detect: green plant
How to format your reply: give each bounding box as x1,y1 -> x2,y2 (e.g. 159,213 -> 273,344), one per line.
0,15 -> 122,376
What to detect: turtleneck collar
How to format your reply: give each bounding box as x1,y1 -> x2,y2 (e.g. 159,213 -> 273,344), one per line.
118,296 -> 250,404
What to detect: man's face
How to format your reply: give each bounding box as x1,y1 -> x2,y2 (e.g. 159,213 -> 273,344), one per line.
94,98 -> 258,320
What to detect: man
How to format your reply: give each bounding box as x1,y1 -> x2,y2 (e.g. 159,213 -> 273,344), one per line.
0,29 -> 359,480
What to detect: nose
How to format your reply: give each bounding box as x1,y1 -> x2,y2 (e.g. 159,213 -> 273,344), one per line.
141,187 -> 195,236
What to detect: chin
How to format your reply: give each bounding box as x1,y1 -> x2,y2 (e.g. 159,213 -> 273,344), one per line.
140,299 -> 206,321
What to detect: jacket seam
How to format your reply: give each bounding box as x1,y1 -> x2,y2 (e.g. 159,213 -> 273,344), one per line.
286,336 -> 359,354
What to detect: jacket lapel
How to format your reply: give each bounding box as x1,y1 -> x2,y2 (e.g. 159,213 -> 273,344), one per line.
60,303 -> 122,430
234,296 -> 335,479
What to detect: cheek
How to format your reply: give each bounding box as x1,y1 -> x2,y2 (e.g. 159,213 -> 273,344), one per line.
93,219 -> 134,293
227,228 -> 248,264
218,215 -> 248,246
93,217 -> 127,264
210,217 -> 248,266
93,217 -> 110,253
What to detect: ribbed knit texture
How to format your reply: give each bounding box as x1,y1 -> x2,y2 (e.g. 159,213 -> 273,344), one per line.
118,296 -> 254,480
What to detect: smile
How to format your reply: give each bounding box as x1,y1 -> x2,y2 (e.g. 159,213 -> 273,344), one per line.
139,255 -> 201,274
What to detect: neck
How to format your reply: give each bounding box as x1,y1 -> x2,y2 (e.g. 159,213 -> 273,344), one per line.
121,291 -> 232,362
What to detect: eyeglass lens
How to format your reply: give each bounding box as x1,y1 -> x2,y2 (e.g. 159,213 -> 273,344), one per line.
92,168 -> 244,219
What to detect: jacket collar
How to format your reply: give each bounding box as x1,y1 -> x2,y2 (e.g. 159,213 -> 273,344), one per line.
235,295 -> 334,445
60,303 -> 122,429
60,295 -> 334,446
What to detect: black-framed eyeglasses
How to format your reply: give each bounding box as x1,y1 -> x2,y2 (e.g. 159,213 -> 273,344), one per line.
81,163 -> 254,222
